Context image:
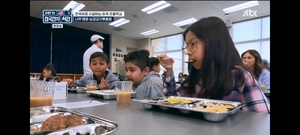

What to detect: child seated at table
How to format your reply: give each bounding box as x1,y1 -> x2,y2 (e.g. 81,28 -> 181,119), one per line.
63,52 -> 119,90
150,57 -> 177,96
42,63 -> 60,82
149,57 -> 161,73
157,16 -> 270,113
124,49 -> 165,98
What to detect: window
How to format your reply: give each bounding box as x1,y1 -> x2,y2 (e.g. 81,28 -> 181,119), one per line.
233,16 -> 270,66
183,53 -> 189,74
152,34 -> 183,53
153,54 -> 165,75
262,17 -> 270,39
235,42 -> 261,57
154,51 -> 183,81
232,19 -> 262,43
260,40 -> 270,62
152,34 -> 186,81
235,41 -> 270,63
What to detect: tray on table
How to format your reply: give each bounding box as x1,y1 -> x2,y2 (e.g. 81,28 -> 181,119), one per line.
30,106 -> 119,135
133,96 -> 245,122
86,90 -> 137,99
68,86 -> 87,93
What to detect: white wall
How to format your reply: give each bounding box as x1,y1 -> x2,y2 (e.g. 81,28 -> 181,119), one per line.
137,38 -> 153,56
110,34 -> 137,72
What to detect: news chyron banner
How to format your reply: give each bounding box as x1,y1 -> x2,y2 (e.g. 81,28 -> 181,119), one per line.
72,11 -> 124,22
43,10 -> 125,29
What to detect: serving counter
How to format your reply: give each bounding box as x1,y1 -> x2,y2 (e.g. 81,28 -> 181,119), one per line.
53,93 -> 270,135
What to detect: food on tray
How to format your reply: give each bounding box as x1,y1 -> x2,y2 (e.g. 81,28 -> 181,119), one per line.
203,102 -> 235,109
162,102 -> 177,106
148,98 -> 160,101
75,132 -> 95,135
40,115 -> 68,131
66,115 -> 85,127
164,97 -> 193,104
192,102 -> 236,112
193,105 -> 227,113
40,114 -> 84,132
30,127 -> 39,131
62,132 -> 95,135
224,104 -> 235,109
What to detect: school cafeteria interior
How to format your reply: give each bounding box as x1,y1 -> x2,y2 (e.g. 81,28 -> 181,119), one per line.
30,1 -> 270,135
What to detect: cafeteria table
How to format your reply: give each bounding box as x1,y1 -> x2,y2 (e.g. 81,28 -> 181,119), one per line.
264,90 -> 270,101
264,90 -> 270,97
54,93 -> 270,135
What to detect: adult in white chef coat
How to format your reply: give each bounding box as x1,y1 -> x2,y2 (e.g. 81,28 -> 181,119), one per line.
83,34 -> 104,75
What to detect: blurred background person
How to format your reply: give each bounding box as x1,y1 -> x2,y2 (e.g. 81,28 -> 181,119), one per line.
262,60 -> 270,71
178,72 -> 184,83
149,57 -> 161,73
241,50 -> 270,90
42,63 -> 60,82
83,34 -> 105,75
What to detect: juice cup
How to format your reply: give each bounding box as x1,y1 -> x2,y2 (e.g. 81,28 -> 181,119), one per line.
115,81 -> 132,106
30,80 -> 55,108
86,80 -> 97,91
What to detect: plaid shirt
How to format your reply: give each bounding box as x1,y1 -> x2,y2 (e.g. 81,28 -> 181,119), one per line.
162,66 -> 270,113
162,73 -> 178,96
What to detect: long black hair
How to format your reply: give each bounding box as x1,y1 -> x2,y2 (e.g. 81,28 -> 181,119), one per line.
183,16 -> 248,99
241,49 -> 263,80
44,63 -> 57,76
149,57 -> 159,71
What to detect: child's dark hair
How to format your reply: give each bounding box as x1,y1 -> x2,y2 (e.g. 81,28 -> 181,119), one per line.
241,50 -> 262,80
89,52 -> 109,63
124,49 -> 150,71
149,57 -> 159,71
44,63 -> 57,76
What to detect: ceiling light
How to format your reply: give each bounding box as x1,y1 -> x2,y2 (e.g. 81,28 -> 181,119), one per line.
223,1 -> 259,13
141,1 -> 171,14
63,1 -> 85,12
109,18 -> 130,27
141,29 -> 159,36
173,18 -> 197,27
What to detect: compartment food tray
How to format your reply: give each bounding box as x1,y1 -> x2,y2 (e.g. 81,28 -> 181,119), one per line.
86,90 -> 137,99
30,106 -> 118,135
133,97 -> 245,122
68,87 -> 87,93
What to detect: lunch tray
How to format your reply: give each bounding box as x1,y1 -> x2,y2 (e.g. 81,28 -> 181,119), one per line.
68,87 -> 87,93
86,90 -> 137,99
133,97 -> 245,122
30,106 -> 119,135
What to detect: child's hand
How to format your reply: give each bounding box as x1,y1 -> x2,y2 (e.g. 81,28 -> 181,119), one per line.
99,78 -> 110,90
156,54 -> 174,70
62,79 -> 73,86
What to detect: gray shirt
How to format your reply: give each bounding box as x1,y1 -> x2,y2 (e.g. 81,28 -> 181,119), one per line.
133,71 -> 165,99
74,70 -> 119,90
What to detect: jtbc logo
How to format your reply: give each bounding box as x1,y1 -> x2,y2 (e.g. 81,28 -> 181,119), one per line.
243,9 -> 257,17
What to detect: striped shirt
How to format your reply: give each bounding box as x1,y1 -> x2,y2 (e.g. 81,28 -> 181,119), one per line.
162,66 -> 270,113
